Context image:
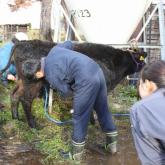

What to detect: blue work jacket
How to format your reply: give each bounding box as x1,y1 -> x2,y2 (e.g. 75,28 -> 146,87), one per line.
44,41 -> 100,97
130,88 -> 165,165
0,42 -> 14,71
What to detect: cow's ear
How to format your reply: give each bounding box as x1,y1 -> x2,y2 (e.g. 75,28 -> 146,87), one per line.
35,71 -> 44,79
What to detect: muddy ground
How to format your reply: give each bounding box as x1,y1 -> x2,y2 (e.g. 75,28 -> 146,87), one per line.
0,118 -> 141,165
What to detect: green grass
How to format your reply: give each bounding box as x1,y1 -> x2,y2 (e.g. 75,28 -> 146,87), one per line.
0,82 -> 72,165
109,84 -> 138,113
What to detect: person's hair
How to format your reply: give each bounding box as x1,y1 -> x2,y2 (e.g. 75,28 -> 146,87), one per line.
11,37 -> 19,44
22,59 -> 41,80
140,60 -> 165,88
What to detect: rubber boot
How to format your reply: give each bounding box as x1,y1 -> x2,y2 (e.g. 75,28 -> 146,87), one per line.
71,141 -> 85,161
105,131 -> 118,154
59,141 -> 85,162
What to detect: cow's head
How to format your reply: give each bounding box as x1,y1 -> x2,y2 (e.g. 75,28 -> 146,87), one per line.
128,48 -> 147,72
22,59 -> 41,82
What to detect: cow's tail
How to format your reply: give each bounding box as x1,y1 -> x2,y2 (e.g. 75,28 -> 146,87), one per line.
0,44 -> 17,76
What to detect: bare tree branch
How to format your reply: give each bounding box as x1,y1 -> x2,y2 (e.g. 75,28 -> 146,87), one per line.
8,0 -> 41,11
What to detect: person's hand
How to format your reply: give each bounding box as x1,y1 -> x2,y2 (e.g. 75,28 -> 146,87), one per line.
35,70 -> 44,79
7,74 -> 16,81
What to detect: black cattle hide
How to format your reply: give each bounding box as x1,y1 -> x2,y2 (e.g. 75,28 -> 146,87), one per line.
4,40 -> 147,128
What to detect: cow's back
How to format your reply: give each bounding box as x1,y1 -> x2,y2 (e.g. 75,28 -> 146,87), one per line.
13,40 -> 55,60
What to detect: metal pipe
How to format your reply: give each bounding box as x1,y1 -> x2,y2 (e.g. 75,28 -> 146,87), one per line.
52,0 -> 62,42
158,0 -> 165,60
49,0 -> 62,114
55,0 -> 82,42
107,44 -> 161,49
112,113 -> 130,117
126,76 -> 139,80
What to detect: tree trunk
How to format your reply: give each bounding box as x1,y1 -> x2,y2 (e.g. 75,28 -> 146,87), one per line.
40,0 -> 53,41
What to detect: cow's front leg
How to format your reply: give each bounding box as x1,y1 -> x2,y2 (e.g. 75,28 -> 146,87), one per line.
20,82 -> 43,128
10,80 -> 24,119
21,98 -> 36,128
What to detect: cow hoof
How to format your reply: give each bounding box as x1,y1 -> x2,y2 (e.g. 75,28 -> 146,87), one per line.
0,103 -> 5,109
29,120 -> 36,128
12,112 -> 19,119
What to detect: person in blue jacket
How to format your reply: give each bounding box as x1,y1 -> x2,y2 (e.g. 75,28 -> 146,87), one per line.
0,32 -> 28,111
130,60 -> 165,165
0,32 -> 28,86
22,41 -> 118,162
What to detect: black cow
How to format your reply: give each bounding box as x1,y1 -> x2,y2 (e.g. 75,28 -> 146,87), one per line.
4,40 -> 147,128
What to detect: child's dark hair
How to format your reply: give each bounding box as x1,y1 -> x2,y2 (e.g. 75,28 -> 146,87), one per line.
22,59 -> 41,80
11,37 -> 19,44
140,60 -> 165,89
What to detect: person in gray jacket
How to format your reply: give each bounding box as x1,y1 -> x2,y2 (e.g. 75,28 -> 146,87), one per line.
22,41 -> 118,162
130,60 -> 165,165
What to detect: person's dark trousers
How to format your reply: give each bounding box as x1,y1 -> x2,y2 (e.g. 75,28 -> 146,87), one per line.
72,68 -> 117,150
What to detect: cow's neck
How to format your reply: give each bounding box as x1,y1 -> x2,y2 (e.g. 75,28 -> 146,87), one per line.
109,54 -> 134,90
110,66 -> 128,90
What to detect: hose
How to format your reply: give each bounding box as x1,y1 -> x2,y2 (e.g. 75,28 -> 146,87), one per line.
43,85 -> 72,126
43,86 -> 130,126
